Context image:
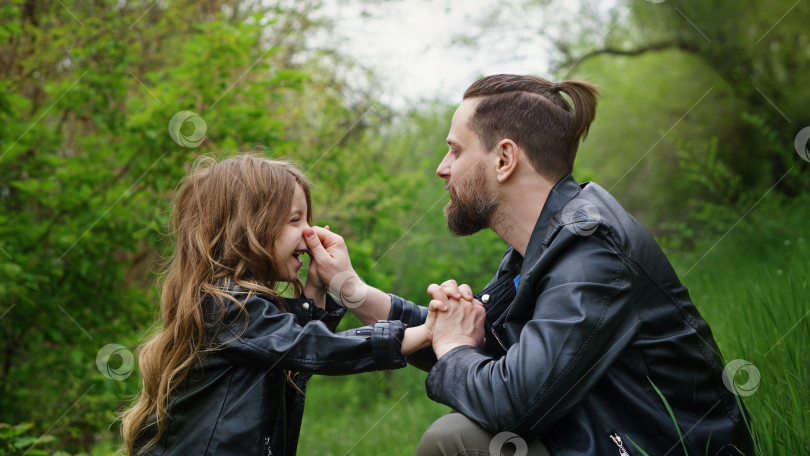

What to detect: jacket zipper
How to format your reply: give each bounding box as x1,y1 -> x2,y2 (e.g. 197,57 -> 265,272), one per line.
609,432 -> 631,456
489,297 -> 517,352
262,436 -> 272,456
490,327 -> 509,352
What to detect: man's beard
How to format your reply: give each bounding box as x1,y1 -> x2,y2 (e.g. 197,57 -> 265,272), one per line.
444,163 -> 498,236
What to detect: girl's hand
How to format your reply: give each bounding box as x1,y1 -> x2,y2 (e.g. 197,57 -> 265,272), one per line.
424,299 -> 449,341
400,300 -> 450,355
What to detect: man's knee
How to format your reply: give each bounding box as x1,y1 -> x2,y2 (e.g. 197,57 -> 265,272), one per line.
416,413 -> 491,456
416,413 -> 550,456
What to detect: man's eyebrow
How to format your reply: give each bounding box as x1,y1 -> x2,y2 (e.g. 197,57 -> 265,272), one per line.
446,139 -> 462,148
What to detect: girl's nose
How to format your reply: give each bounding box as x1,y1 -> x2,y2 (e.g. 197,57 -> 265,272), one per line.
298,227 -> 311,249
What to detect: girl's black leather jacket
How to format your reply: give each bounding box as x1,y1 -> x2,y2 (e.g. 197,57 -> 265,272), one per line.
135,291 -> 407,456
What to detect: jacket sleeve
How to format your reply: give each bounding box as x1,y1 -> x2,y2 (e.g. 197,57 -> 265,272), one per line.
388,293 -> 437,372
424,232 -> 640,437
217,293 -> 408,375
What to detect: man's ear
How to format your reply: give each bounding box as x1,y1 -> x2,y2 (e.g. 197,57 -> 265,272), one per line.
494,139 -> 519,183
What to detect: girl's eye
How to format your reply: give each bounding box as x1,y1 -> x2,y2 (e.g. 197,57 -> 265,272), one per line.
290,217 -> 301,223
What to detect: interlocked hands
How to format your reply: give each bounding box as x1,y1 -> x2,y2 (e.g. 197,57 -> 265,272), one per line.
426,279 -> 487,359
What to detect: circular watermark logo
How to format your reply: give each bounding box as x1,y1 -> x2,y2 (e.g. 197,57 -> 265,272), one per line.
560,198 -> 601,236
794,126 -> 810,162
722,359 -> 761,397
96,343 -> 135,381
168,111 -> 207,148
490,431 -> 528,456
328,271 -> 367,309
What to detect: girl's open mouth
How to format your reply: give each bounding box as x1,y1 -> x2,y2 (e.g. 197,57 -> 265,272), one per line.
292,250 -> 307,267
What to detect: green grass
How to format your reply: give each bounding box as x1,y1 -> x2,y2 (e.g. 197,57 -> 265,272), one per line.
669,198 -> 810,455
298,366 -> 449,456
299,196 -> 810,455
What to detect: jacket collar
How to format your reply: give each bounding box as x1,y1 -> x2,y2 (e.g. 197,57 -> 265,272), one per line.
517,174 -> 582,282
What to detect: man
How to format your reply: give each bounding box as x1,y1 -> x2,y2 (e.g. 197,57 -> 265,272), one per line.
305,74 -> 754,455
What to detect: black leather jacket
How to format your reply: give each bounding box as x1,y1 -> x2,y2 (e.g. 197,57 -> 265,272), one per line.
135,291 -> 408,456
389,175 -> 754,456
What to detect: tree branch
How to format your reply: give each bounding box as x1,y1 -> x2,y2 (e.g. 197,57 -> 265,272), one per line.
553,40 -> 701,73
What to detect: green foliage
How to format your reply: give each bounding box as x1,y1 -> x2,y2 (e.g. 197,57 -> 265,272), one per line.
655,135 -> 754,249
572,48 -> 748,227
561,0 -> 810,229
0,422 -> 55,456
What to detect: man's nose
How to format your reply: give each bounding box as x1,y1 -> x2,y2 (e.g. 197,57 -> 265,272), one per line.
436,153 -> 451,179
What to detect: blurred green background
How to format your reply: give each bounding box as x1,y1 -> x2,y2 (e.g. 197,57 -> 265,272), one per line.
0,0 -> 807,455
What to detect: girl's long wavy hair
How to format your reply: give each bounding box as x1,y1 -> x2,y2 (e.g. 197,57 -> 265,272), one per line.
120,154 -> 312,455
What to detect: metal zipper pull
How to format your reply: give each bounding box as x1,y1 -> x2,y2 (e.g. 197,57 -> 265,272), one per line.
609,432 -> 631,456
490,327 -> 509,352
263,436 -> 272,456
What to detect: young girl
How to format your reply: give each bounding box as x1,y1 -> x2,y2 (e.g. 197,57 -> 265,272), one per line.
121,154 -> 438,455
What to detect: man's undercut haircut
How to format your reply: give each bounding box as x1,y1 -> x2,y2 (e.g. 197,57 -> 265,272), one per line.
463,74 -> 600,182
